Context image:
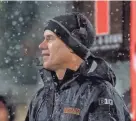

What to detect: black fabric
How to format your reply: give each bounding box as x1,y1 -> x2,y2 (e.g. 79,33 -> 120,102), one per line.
44,13 -> 95,60
44,19 -> 89,59
25,56 -> 130,121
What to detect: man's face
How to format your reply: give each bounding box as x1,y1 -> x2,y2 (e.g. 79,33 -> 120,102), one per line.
0,101 -> 9,121
39,30 -> 72,70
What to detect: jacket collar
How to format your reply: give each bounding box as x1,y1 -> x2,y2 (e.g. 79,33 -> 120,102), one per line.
39,61 -> 86,91
39,55 -> 116,91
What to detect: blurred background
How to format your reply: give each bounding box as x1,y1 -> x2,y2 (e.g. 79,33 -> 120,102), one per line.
0,1 -> 130,121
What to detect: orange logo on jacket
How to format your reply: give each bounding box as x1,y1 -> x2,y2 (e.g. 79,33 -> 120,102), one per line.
64,107 -> 80,115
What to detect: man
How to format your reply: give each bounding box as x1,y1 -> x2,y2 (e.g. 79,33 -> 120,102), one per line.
25,13 -> 130,121
0,95 -> 15,121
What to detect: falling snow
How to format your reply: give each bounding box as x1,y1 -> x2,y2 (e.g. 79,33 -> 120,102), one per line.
72,6 -> 74,9
32,33 -> 36,38
12,21 -> 17,25
0,2 -> 131,120
14,11 -> 19,16
19,17 -> 23,22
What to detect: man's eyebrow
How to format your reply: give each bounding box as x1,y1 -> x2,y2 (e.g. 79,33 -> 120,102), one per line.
44,34 -> 55,38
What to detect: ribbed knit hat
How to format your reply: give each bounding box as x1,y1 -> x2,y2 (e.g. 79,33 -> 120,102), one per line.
44,12 -> 95,60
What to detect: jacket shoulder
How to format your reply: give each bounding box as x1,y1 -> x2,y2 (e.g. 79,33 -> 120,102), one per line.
88,81 -> 131,121
28,87 -> 45,111
93,81 -> 124,105
32,87 -> 45,100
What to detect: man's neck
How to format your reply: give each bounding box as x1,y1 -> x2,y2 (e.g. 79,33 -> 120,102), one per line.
55,69 -> 66,80
55,56 -> 83,81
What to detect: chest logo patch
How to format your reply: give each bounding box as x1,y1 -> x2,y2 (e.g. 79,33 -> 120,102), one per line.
98,98 -> 113,106
63,107 -> 80,115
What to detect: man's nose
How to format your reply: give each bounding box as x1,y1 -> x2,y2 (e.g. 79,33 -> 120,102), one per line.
39,40 -> 48,49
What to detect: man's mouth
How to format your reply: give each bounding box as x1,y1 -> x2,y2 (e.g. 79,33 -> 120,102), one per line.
42,54 -> 50,61
42,53 -> 50,56
42,52 -> 50,60
41,51 -> 50,56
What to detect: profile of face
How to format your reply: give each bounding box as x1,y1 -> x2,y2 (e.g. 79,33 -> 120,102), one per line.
0,101 -> 9,121
39,30 -> 72,71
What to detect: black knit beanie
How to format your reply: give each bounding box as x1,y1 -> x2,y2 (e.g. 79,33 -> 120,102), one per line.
44,12 -> 95,60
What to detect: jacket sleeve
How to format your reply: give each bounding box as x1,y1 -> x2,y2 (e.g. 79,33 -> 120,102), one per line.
24,87 -> 44,121
87,104 -> 117,121
87,82 -> 131,121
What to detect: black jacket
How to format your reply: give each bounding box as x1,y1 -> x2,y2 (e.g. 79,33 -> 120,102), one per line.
25,56 -> 131,121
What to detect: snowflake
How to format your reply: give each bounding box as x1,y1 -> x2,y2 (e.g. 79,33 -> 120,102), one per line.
14,80 -> 18,83
19,58 -> 23,61
54,29 -> 57,32
32,34 -> 36,38
87,12 -> 90,14
49,1 -> 52,4
4,32 -> 9,38
12,21 -> 17,26
32,76 -> 36,80
21,64 -> 24,67
5,92 -> 7,95
47,4 -> 50,8
7,50 -> 13,56
14,11 -> 19,16
5,59 -> 9,63
18,33 -> 21,35
31,12 -> 34,15
13,76 -> 16,79
116,8 -> 119,12
38,28 -> 42,31
15,91 -> 18,95
11,15 -> 14,19
110,12 -> 114,15
19,17 -> 23,22
10,66 -> 14,70
15,45 -> 21,50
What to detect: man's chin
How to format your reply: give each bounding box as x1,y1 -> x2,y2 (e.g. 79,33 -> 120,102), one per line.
43,62 -> 53,71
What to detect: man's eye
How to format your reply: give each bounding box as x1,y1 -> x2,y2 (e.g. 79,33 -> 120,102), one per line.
46,36 -> 54,41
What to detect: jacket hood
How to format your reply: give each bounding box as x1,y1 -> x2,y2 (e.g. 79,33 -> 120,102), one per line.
81,56 -> 116,87
39,56 -> 116,89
